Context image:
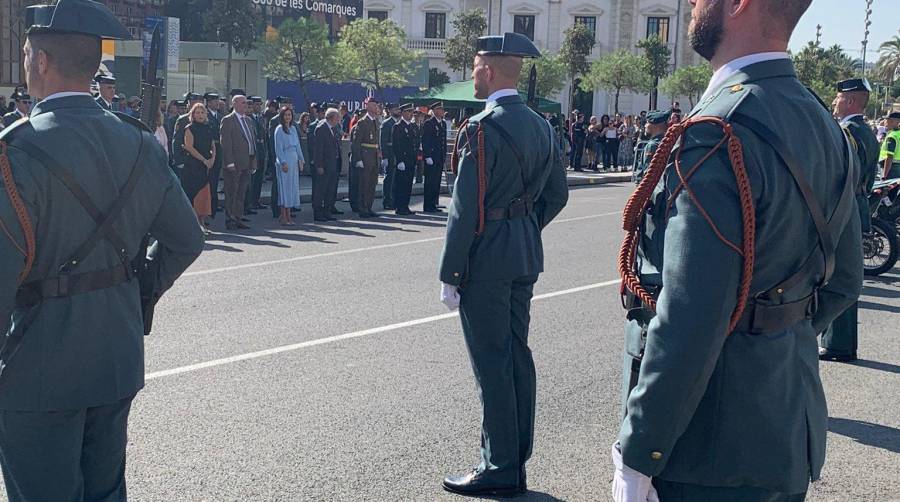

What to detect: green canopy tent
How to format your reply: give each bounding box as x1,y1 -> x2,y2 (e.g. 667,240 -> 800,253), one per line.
404,80 -> 562,114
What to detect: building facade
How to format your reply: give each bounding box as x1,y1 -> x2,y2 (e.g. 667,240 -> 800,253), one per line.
368,0 -> 698,115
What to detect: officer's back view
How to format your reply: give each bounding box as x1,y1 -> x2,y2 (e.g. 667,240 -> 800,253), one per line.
0,0 -> 203,500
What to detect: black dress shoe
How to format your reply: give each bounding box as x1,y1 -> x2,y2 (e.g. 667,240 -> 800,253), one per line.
358,212 -> 374,218
423,208 -> 444,214
240,217 -> 251,222
254,203 -> 268,210
818,347 -> 857,362
442,470 -> 524,497
330,208 -> 344,215
396,209 -> 414,216
244,209 -> 258,215
236,221 -> 250,229
383,205 -> 395,210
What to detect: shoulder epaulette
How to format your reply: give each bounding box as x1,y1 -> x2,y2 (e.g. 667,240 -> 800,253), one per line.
0,117 -> 32,143
112,111 -> 152,133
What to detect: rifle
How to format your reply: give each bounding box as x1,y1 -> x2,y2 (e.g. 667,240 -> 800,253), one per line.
134,25 -> 163,335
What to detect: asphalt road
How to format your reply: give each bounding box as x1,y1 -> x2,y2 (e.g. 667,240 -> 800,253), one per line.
18,184 -> 900,501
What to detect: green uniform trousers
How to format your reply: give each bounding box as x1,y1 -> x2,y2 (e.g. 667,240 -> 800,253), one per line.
459,275 -> 539,485
653,478 -> 807,501
0,394 -> 134,502
821,301 -> 858,355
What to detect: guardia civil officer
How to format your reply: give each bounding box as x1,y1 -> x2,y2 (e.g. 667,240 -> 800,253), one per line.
204,92 -> 226,218
881,112 -> 900,180
391,103 -> 419,215
819,78 -> 881,363
94,72 -> 116,110
380,103 -> 400,210
631,110 -> 668,185
1,92 -> 31,128
0,0 -> 204,499
421,101 -> 448,213
439,33 -> 568,497
614,0 -> 861,500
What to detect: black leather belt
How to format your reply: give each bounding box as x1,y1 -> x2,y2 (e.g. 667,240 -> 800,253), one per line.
16,264 -> 134,308
485,198 -> 534,221
623,287 -> 814,335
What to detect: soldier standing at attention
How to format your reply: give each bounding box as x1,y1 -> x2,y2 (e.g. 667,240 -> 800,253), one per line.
614,0 -> 862,500
350,97 -> 381,218
93,73 -> 115,110
819,78 -> 882,363
439,32 -> 568,497
380,103 -> 399,210
631,110 -> 669,185
392,103 -> 419,216
880,112 -> 900,180
0,0 -> 203,499
2,92 -> 31,129
421,101 -> 448,213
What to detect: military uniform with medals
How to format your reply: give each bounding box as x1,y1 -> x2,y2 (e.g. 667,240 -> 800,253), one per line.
380,105 -> 398,209
0,1 -> 203,499
350,97 -> 381,216
391,104 -> 419,215
421,102 -> 448,212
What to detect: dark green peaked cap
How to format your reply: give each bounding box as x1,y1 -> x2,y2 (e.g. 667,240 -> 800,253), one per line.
26,0 -> 129,40
476,32 -> 541,58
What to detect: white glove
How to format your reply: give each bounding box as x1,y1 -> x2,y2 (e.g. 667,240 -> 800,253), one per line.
381,159 -> 388,169
356,160 -> 364,168
397,162 -> 406,171
440,283 -> 460,311
426,157 -> 434,165
611,444 -> 659,502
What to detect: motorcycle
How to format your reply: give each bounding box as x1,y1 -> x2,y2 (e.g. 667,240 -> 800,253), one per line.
863,178 -> 900,276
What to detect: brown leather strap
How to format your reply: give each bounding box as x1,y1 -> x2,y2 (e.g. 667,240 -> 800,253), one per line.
0,140 -> 35,284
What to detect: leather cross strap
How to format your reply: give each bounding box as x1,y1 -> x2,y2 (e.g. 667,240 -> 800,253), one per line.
731,112 -> 856,294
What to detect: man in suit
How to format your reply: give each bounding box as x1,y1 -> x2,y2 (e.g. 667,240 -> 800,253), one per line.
312,107 -> 342,221
1,92 -> 31,128
392,103 -> 419,215
421,102 -> 448,213
439,33 -> 568,497
819,78 -> 882,363
219,94 -> 257,230
380,103 -> 398,210
245,96 -> 269,213
93,73 -> 115,110
0,0 -> 203,498
614,1 -> 861,500
351,97 -> 382,217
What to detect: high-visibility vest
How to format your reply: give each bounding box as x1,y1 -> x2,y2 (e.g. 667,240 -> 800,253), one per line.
879,129 -> 900,163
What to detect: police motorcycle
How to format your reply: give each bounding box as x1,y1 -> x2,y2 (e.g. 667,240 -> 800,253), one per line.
863,178 -> 900,276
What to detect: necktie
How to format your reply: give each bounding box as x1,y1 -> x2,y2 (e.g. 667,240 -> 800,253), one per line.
238,115 -> 254,155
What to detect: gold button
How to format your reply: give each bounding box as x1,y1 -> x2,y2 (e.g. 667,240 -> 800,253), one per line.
650,451 -> 663,460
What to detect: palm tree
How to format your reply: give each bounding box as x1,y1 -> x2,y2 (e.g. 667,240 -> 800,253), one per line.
873,35 -> 900,86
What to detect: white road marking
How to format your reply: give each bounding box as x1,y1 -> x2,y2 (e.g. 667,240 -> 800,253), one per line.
145,278 -> 622,380
183,211 -> 622,278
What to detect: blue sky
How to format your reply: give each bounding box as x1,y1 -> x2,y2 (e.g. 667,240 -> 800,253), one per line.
789,0 -> 898,62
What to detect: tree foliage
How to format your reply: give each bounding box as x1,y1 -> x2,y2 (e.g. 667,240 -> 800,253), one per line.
164,0 -> 205,42
429,68 -> 451,88
559,22 -> 596,108
636,35 -> 672,109
261,17 -> 341,102
582,50 -> 652,114
873,35 -> 900,87
793,42 -> 857,105
517,52 -> 567,97
204,0 -> 264,94
659,64 -> 712,108
335,19 -> 421,93
444,9 -> 487,80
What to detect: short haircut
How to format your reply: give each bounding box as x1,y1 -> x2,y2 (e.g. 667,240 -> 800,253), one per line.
766,0 -> 812,37
28,32 -> 101,83
325,108 -> 339,120
481,54 -> 524,80
845,90 -> 870,108
232,94 -> 247,106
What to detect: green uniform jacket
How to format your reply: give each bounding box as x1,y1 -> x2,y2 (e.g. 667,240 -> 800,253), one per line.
843,115 -> 880,231
439,95 -> 568,285
632,135 -> 661,185
619,59 -> 862,493
350,115 -> 380,167
0,95 -> 204,411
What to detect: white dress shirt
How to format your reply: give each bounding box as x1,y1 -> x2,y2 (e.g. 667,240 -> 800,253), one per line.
486,88 -> 519,108
840,113 -> 863,126
701,52 -> 790,101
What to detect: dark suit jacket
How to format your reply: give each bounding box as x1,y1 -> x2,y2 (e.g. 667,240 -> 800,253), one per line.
421,116 -> 447,164
313,120 -> 340,172
0,96 -> 204,411
220,112 -> 257,172
2,110 -> 26,128
392,120 -> 418,168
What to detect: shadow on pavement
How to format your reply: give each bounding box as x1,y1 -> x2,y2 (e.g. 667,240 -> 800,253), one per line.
849,359 -> 900,375
828,417 -> 900,454
467,491 -> 567,501
858,300 -> 900,314
860,284 -> 900,299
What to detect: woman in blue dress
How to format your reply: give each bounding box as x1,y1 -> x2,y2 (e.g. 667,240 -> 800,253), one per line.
273,106 -> 304,226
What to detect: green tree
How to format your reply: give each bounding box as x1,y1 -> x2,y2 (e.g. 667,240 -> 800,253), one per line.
873,35 -> 900,98
204,0 -> 264,96
260,18 -> 341,103
558,22 -> 596,109
429,68 -> 451,88
659,64 -> 713,108
164,0 -> 205,42
636,35 -> 672,109
444,9 -> 487,80
517,52 -> 567,97
793,42 -> 856,105
582,50 -> 652,114
335,19 -> 421,96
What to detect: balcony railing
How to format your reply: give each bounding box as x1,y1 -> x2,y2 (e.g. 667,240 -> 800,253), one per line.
407,37 -> 447,56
